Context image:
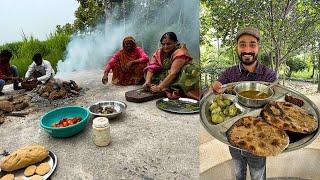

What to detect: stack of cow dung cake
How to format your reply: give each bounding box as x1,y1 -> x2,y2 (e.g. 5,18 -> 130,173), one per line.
227,101 -> 318,156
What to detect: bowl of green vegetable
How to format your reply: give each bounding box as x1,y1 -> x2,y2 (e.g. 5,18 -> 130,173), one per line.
206,94 -> 242,124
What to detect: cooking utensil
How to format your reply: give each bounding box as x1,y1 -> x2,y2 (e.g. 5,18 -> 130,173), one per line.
200,81 -> 320,154
88,101 -> 127,119
40,106 -> 90,138
0,151 -> 57,179
156,98 -> 199,114
125,88 -> 165,103
255,80 -> 279,97
234,82 -> 274,108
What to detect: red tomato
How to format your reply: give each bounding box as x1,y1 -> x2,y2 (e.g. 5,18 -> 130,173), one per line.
62,121 -> 68,127
52,116 -> 82,128
67,120 -> 74,125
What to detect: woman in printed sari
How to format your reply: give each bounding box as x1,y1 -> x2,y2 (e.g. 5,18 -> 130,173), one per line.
102,36 -> 149,85
143,32 -> 200,100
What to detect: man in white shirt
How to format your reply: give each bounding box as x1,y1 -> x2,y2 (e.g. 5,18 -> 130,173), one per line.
25,53 -> 55,83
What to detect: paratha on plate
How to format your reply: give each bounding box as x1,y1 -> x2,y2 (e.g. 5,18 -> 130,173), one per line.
261,101 -> 318,134
227,116 -> 289,156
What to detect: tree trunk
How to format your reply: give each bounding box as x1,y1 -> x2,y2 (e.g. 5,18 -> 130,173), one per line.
318,51 -> 320,93
268,51 -> 274,70
318,41 -> 320,92
310,62 -> 315,79
274,49 -> 280,74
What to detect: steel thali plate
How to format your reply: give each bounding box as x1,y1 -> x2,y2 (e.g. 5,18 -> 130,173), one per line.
0,151 -> 57,179
200,81 -> 320,153
156,98 -> 200,114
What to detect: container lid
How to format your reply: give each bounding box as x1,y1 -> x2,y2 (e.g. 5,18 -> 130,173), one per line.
93,117 -> 109,128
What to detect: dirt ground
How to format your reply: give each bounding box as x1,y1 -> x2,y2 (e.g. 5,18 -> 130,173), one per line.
282,79 -> 319,95
0,70 -> 199,180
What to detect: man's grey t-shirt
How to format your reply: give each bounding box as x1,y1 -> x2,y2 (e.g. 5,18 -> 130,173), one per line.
217,62 -> 277,84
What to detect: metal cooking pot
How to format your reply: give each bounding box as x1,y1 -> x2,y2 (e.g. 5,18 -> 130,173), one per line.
234,82 -> 274,108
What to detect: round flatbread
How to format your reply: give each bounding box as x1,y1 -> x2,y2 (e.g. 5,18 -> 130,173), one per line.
227,116 -> 289,156
35,162 -> 50,176
24,165 -> 37,176
0,174 -> 14,180
261,101 -> 318,134
29,175 -> 43,180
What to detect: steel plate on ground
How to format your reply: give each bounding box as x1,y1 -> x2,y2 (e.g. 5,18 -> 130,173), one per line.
0,151 -> 57,179
200,81 -> 320,153
156,98 -> 200,114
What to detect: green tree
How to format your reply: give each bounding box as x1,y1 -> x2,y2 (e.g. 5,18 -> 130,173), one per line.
286,56 -> 308,77
74,0 -> 106,32
200,0 -> 320,73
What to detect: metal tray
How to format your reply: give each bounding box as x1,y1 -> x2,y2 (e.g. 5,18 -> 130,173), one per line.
0,151 -> 57,179
156,98 -> 200,114
200,81 -> 320,153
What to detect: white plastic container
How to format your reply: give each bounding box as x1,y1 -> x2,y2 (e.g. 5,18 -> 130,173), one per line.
92,117 -> 111,146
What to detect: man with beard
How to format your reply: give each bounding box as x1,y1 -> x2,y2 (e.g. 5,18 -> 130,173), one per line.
211,27 -> 277,180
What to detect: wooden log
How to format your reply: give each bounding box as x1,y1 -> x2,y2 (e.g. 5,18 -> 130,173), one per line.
6,111 -> 29,117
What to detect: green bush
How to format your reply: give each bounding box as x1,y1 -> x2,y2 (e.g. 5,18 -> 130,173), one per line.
0,41 -> 24,58
0,33 -> 71,77
286,56 -> 308,77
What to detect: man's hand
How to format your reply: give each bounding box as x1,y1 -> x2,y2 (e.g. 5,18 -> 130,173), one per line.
211,81 -> 223,93
31,78 -> 38,83
11,77 -> 22,82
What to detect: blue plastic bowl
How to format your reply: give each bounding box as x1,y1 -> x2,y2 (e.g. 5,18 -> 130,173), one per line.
40,106 -> 90,138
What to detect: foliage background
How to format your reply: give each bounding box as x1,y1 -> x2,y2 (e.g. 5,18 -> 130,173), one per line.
200,0 -> 320,90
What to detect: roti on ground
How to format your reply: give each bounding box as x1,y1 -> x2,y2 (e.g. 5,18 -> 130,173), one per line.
227,116 -> 289,156
261,101 -> 318,134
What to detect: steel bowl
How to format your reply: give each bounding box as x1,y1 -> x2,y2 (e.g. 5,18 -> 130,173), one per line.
88,101 -> 127,119
234,82 -> 274,108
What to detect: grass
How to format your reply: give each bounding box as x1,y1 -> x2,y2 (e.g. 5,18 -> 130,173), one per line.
0,32 -> 71,77
279,69 -> 318,80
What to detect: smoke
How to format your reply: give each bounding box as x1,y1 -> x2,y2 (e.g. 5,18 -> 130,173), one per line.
56,0 -> 199,76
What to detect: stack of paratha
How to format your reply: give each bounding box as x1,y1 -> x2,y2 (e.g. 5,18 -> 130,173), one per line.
261,101 -> 318,134
228,101 -> 318,156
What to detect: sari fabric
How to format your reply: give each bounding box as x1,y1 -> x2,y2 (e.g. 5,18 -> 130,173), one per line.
145,44 -> 200,100
106,37 -> 149,85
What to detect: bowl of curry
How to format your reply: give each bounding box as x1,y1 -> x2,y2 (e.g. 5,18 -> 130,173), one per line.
234,82 -> 274,108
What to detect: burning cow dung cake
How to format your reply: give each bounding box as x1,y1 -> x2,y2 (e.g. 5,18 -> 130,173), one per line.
34,79 -> 82,101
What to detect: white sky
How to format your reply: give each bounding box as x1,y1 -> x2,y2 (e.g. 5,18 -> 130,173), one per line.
0,0 -> 79,45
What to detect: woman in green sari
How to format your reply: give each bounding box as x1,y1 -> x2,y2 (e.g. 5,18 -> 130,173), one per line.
143,32 -> 200,100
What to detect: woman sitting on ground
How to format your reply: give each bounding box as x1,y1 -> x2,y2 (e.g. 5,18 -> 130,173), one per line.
102,36 -> 149,85
143,32 -> 200,100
